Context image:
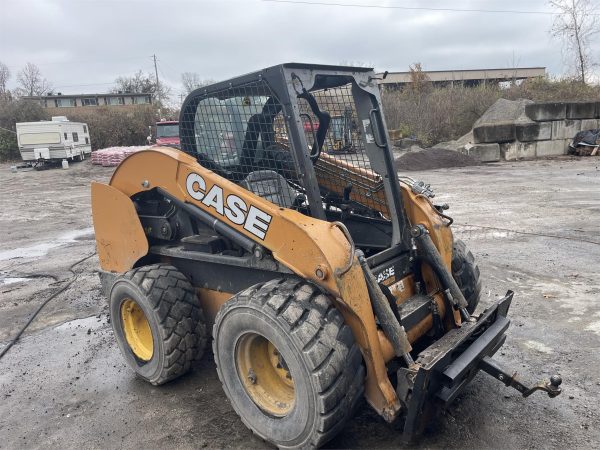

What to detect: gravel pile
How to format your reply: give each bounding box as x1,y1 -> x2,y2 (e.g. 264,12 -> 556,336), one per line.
395,147 -> 480,171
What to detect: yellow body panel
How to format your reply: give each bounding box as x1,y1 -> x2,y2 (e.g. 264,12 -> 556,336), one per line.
91,182 -> 148,273
195,288 -> 233,327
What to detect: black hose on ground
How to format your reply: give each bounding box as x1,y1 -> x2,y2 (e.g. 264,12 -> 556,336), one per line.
0,251 -> 97,361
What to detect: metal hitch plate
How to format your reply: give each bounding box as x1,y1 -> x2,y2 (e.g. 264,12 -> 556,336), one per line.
400,291 -> 514,441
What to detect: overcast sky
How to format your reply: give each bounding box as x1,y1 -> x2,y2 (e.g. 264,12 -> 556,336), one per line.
1,0 -> 598,102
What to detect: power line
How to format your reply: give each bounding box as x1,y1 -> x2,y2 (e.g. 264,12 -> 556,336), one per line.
261,0 -> 600,15
156,58 -> 181,83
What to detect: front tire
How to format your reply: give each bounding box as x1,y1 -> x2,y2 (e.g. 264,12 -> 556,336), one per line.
110,264 -> 207,385
213,278 -> 364,449
451,239 -> 482,314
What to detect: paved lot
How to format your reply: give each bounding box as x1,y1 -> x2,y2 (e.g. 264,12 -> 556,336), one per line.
0,157 -> 599,449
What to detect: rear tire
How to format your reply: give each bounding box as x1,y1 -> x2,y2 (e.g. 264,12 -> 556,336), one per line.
110,264 -> 207,385
451,239 -> 482,314
213,278 -> 364,449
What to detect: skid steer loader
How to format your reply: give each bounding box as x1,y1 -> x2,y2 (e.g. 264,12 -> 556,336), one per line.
91,63 -> 561,448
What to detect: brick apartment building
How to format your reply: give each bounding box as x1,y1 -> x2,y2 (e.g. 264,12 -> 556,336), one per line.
25,92 -> 153,114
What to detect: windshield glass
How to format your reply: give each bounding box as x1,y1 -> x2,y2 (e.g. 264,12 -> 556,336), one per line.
156,124 -> 179,138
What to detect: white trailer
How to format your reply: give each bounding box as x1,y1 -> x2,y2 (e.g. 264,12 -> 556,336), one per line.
16,116 -> 92,163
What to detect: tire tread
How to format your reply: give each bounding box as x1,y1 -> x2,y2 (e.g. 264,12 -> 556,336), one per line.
452,240 -> 483,314
213,277 -> 365,448
118,264 -> 207,385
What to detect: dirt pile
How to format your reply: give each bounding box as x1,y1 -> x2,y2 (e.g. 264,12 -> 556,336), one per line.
395,147 -> 480,171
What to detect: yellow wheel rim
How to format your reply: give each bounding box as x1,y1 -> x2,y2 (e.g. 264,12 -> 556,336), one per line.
236,333 -> 295,417
121,298 -> 154,361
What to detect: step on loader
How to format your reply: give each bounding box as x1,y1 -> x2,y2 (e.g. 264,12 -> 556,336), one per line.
91,63 -> 561,449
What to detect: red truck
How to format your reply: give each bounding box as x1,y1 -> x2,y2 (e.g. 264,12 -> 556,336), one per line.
155,121 -> 180,147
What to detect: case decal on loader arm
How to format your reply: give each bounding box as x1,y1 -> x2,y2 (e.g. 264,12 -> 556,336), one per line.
185,171 -> 273,240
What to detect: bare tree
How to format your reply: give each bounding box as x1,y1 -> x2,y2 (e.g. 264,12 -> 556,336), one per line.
114,70 -> 156,94
113,70 -> 171,105
16,62 -> 51,96
0,62 -> 10,95
408,63 -> 431,93
181,72 -> 215,94
549,0 -> 599,84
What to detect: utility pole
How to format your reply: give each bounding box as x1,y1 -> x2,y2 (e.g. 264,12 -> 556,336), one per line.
153,54 -> 161,106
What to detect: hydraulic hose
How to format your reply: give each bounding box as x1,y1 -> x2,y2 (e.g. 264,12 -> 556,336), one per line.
356,250 -> 413,365
410,224 -> 471,321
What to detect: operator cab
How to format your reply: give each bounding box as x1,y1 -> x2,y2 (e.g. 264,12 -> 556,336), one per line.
180,63 -> 407,255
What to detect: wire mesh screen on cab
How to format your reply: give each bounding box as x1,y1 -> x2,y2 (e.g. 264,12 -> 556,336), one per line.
180,78 -> 389,217
180,80 -> 303,210
298,83 -> 389,216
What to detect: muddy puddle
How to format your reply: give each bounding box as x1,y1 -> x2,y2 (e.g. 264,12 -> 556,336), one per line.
0,227 -> 94,261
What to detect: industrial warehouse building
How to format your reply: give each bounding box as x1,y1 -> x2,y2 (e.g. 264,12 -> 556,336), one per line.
378,67 -> 546,89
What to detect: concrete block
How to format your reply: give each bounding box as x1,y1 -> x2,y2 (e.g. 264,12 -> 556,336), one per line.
536,139 -> 568,157
525,102 -> 567,121
551,119 -> 581,139
567,102 -> 597,119
581,119 -> 600,131
463,143 -> 501,162
515,121 -> 552,141
473,122 -> 515,144
500,141 -> 537,160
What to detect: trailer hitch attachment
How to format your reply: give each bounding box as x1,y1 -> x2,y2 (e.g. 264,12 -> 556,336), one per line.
479,356 -> 562,398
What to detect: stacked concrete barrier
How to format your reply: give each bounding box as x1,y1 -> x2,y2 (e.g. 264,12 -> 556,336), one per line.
471,100 -> 600,161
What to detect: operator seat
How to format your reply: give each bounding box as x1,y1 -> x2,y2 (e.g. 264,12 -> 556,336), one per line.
241,170 -> 297,208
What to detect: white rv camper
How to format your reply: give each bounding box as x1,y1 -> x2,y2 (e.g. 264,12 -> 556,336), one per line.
16,117 -> 92,163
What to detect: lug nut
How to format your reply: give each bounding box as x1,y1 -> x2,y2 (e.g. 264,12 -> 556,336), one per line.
315,265 -> 328,280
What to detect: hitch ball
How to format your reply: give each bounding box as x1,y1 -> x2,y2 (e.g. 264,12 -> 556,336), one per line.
550,375 -> 562,388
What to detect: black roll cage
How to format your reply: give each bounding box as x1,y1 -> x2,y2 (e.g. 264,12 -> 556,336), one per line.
179,63 -> 411,251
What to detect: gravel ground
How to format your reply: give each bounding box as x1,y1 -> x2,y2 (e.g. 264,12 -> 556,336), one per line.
0,157 -> 599,449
